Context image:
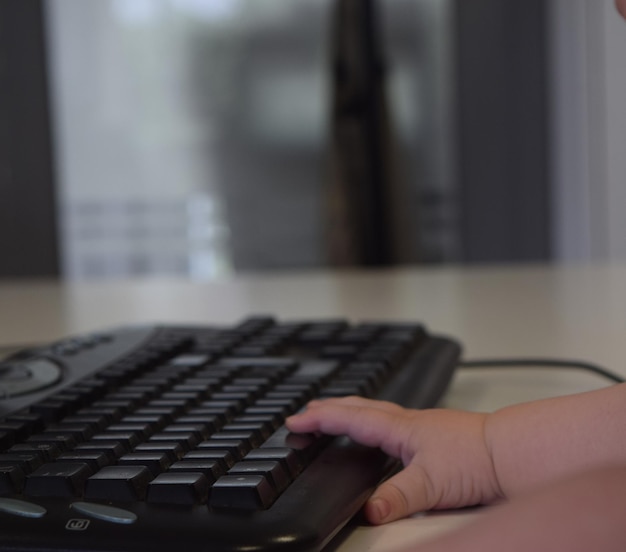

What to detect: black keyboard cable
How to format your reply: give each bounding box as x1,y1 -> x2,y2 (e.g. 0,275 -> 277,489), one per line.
459,358 -> 625,384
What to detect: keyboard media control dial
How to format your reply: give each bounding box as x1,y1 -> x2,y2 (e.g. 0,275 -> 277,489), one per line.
0,359 -> 62,398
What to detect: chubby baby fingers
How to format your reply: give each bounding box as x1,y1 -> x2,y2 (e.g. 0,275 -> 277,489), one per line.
285,401 -> 413,459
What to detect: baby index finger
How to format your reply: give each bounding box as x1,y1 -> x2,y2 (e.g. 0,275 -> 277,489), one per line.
305,395 -> 406,414
285,402 -> 408,457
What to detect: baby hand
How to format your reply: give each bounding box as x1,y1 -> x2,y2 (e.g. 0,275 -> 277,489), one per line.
286,396 -> 503,524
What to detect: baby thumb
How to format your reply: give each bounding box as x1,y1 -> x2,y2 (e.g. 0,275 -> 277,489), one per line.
364,466 -> 435,525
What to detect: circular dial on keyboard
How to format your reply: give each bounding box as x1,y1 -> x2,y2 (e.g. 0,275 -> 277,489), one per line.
0,358 -> 62,398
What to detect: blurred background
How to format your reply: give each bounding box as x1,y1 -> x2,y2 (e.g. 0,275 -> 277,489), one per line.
1,0 -> 625,280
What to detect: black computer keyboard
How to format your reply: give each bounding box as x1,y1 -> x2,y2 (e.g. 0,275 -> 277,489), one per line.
0,317 -> 461,552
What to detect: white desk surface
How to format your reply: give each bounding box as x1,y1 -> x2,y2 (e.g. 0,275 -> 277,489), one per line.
1,263 -> 624,550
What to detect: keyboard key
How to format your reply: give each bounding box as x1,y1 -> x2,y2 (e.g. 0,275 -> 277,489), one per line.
172,415 -> 223,433
230,346 -> 272,357
262,392 -> 307,410
4,413 -> 45,435
232,316 -> 275,336
197,439 -> 249,461
134,442 -> 185,462
147,472 -> 209,505
234,414 -> 282,431
320,381 -> 371,399
0,430 -> 16,450
144,400 -> 190,416
117,452 -> 172,476
76,406 -> 124,423
24,462 -> 92,497
91,400 -> 132,415
210,474 -> 277,510
161,423 -> 212,440
289,360 -> 339,384
230,378 -> 271,391
199,400 -> 243,417
148,432 -> 199,451
228,460 -> 290,492
297,329 -> 341,347
45,422 -> 97,441
57,450 -> 113,471
132,408 -> 176,424
85,466 -> 153,502
0,420 -> 33,442
160,391 -> 203,405
187,409 -> 229,426
252,399 -> 298,417
0,464 -> 25,494
272,383 -> 315,401
221,384 -> 264,398
210,430 -> 262,449
243,406 -> 289,422
120,414 -> 169,431
168,354 -> 212,368
343,361 -> 388,386
74,440 -> 127,459
207,393 -> 252,408
261,428 -> 329,462
29,400 -> 71,423
168,460 -> 223,481
0,452 -> 43,474
9,443 -> 62,462
221,358 -> 296,379
222,422 -> 273,441
243,448 -> 303,478
106,423 -> 155,439
25,433 -> 78,452
336,328 -> 380,344
320,345 -> 361,360
183,449 -> 236,471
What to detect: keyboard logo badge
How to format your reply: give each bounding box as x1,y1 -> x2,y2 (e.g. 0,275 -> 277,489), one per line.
66,519 -> 90,531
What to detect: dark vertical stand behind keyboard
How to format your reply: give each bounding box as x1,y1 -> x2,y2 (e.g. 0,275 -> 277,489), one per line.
0,317 -> 461,552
